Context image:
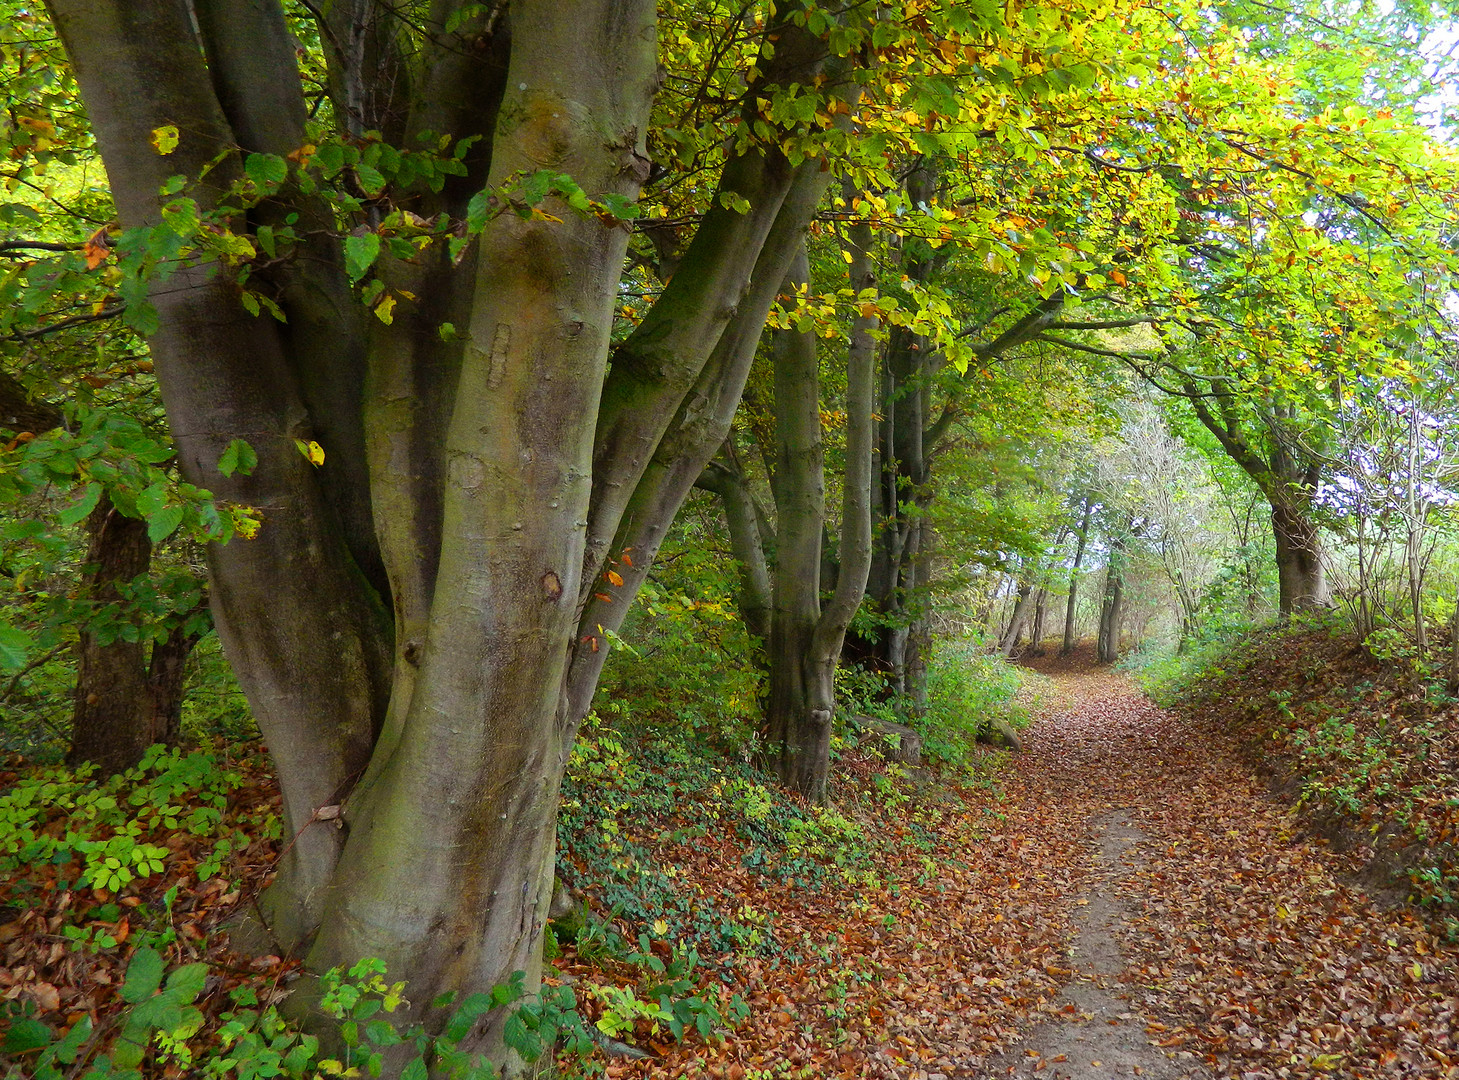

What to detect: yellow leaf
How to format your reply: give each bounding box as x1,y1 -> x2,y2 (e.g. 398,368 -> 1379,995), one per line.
295,439 -> 326,466
373,293 -> 396,324
150,125 -> 180,155
606,569 -> 624,587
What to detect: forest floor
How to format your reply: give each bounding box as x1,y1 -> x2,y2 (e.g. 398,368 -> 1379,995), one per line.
5,646 -> 1459,1078
968,649 -> 1459,1080
581,648 -> 1459,1080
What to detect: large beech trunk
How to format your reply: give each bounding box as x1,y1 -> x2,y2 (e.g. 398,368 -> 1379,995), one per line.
49,0 -> 845,1063
1272,499 -> 1329,614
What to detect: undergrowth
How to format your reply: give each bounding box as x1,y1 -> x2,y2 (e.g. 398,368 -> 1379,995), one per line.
1150,618 -> 1459,926
0,549 -> 1029,1076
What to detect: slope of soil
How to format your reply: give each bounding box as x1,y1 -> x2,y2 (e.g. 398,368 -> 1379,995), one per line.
1164,624 -> 1459,917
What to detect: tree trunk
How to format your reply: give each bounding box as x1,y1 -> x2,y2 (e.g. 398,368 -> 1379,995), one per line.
67,496 -> 157,773
50,0 -> 851,1066
762,225 -> 877,801
764,244 -> 827,787
1063,495 -> 1093,654
697,451 -> 773,644
1097,535 -> 1127,664
998,582 -> 1035,658
0,379 -> 191,772
147,621 -> 202,747
1029,587 -> 1048,655
1271,499 -> 1329,614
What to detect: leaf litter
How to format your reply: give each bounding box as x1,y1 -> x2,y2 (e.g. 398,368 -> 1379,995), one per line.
3,645 -> 1458,1078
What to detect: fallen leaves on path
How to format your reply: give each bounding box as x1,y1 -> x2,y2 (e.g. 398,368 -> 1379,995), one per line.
1008,649 -> 1459,1080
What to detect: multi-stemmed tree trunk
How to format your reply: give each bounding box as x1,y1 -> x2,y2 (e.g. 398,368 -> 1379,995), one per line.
49,0 -> 848,1061
762,237 -> 876,800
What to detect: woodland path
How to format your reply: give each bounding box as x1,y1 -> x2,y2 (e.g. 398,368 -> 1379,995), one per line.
972,653 -> 1459,1080
625,654 -> 1459,1080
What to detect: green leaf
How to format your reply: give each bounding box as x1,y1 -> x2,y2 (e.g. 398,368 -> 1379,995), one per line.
51,1014 -> 92,1064
0,621 -> 32,672
112,1021 -> 148,1068
599,192 -> 640,220
58,482 -> 103,528
355,163 -> 386,196
313,142 -> 345,176
244,153 -> 288,187
345,233 -> 381,284
147,504 -> 185,544
365,1018 -> 403,1047
444,992 -> 495,1043
135,480 -> 168,518
3,1017 -> 52,1053
217,439 -> 257,478
163,962 -> 208,1002
121,947 -> 164,1004
400,1057 -> 429,1080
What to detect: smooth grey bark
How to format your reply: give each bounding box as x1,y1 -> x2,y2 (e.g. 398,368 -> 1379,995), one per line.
762,224 -> 876,802
1063,494 -> 1094,654
303,1 -> 660,1057
47,0 -> 852,1065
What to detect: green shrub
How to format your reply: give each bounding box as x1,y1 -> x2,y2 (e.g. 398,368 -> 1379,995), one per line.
596,551 -> 762,750
916,638 -> 1029,768
0,744 -> 271,897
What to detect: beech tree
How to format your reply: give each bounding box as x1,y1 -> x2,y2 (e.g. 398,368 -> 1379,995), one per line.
37,0 -> 1131,1063
40,0 -> 864,1059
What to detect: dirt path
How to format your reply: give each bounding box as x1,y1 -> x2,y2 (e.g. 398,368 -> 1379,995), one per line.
982,810 -> 1205,1079
971,659 -> 1459,1080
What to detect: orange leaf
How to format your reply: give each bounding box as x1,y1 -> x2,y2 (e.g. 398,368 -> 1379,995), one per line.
594,592 -> 613,603
606,570 -> 624,587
